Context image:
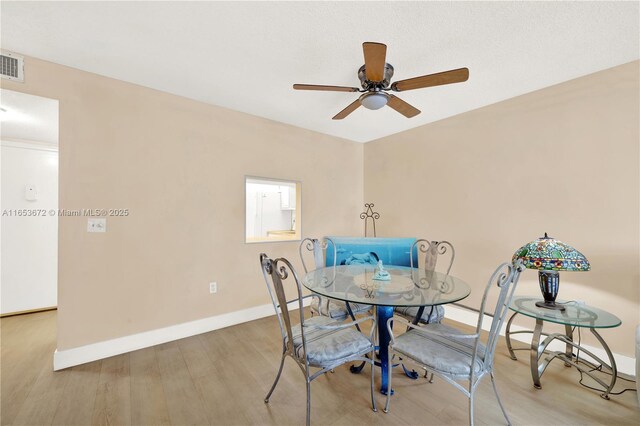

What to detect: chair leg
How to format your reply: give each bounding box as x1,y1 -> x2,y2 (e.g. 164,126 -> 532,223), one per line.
383,350 -> 392,413
370,353 -> 377,412
306,380 -> 311,426
422,367 -> 435,382
468,390 -> 475,426
490,372 -> 512,426
264,352 -> 286,403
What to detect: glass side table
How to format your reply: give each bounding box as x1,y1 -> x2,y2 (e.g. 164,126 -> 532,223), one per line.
505,296 -> 622,399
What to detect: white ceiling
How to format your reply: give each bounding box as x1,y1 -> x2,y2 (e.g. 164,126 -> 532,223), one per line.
1,1 -> 638,143
0,89 -> 59,144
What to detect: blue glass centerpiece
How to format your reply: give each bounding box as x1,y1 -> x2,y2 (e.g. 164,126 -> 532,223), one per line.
372,260 -> 391,281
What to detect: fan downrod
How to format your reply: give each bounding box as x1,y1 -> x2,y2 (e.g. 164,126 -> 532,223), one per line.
358,63 -> 394,90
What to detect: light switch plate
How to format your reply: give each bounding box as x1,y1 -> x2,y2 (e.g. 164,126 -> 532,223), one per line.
87,218 -> 107,233
25,184 -> 38,201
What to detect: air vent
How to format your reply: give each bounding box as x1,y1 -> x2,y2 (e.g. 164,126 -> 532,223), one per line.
1,52 -> 24,82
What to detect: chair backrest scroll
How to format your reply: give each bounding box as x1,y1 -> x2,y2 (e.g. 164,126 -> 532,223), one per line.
260,253 -> 307,356
473,261 -> 523,370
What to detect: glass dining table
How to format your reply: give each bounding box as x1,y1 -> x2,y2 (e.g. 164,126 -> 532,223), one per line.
303,264 -> 471,394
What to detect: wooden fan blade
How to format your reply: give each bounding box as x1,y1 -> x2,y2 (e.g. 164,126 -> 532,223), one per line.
387,95 -> 421,118
332,99 -> 361,120
362,42 -> 387,82
293,84 -> 359,92
392,68 -> 469,92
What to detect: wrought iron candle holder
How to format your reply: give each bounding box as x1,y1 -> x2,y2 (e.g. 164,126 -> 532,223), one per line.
360,203 -> 380,237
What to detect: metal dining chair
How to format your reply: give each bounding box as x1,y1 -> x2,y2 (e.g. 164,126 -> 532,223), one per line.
395,239 -> 456,324
384,261 -> 524,426
260,253 -> 377,426
299,237 -> 371,321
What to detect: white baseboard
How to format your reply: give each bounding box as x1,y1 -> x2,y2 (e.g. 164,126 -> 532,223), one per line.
53,299 -> 310,371
54,300 -> 635,377
445,305 -> 636,377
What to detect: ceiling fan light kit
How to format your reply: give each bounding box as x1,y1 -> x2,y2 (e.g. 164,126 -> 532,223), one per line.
293,42 -> 469,120
360,92 -> 389,110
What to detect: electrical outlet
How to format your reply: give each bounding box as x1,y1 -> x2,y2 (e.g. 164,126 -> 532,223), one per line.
209,282 -> 217,294
87,218 -> 107,233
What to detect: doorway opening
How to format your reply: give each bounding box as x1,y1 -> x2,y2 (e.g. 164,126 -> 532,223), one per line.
1,89 -> 59,316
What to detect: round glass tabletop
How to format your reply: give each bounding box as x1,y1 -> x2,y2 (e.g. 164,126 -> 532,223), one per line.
509,296 -> 621,328
302,265 -> 471,307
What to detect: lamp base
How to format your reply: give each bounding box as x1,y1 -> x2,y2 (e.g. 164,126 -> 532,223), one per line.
535,300 -> 566,311
536,270 -> 565,311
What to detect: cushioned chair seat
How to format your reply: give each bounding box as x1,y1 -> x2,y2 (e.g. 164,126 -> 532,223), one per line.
289,316 -> 373,367
392,323 -> 486,380
395,305 -> 445,324
327,301 -> 371,319
312,298 -> 371,319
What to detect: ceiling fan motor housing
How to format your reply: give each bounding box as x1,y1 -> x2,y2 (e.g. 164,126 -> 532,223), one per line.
358,63 -> 394,89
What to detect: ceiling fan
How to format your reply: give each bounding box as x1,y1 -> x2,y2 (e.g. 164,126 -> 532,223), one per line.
293,42 -> 469,120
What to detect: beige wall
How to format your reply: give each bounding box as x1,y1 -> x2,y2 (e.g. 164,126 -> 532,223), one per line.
2,55 -> 637,358
365,61 -> 640,356
1,56 -> 364,350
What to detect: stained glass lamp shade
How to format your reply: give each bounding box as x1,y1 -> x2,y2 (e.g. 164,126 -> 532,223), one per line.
512,233 -> 590,311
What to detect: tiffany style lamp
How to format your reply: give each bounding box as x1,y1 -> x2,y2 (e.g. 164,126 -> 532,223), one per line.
512,233 -> 590,311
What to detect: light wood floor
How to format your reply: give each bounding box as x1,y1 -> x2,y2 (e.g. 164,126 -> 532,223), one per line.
1,310 -> 638,425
